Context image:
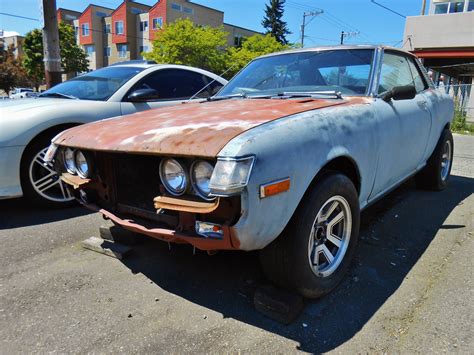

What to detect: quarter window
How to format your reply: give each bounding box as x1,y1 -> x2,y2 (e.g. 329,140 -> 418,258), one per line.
407,58 -> 428,93
378,53 -> 415,94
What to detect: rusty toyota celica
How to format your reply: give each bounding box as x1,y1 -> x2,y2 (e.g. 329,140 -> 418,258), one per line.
46,46 -> 454,298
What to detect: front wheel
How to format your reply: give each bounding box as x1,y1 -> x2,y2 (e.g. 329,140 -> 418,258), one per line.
20,133 -> 75,208
260,173 -> 360,299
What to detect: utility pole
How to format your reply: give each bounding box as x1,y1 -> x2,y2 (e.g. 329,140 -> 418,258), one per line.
40,0 -> 62,88
340,31 -> 359,45
300,10 -> 324,48
421,0 -> 427,15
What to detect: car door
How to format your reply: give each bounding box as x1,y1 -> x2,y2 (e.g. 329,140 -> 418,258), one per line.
120,69 -> 223,115
370,51 -> 432,198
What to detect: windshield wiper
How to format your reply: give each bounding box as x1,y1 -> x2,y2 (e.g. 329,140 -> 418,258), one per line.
273,91 -> 343,99
208,92 -> 247,101
38,92 -> 78,100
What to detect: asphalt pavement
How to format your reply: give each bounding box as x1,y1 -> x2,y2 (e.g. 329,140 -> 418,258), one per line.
0,134 -> 472,353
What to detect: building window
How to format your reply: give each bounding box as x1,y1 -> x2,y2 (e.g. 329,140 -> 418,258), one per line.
117,44 -> 128,57
139,45 -> 149,59
74,26 -> 79,38
115,21 -> 124,35
104,46 -> 111,57
131,7 -> 144,14
234,35 -> 243,47
96,11 -> 107,17
171,3 -> 182,11
104,23 -> 111,34
152,17 -> 163,29
183,6 -> 194,14
140,20 -> 148,32
81,23 -> 89,36
449,1 -> 465,12
434,1 -> 468,14
84,45 -> 95,56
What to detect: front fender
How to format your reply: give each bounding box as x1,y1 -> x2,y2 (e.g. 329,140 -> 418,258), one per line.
219,101 -> 377,250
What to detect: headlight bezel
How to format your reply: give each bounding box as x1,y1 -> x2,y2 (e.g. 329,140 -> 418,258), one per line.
208,155 -> 255,197
190,160 -> 216,201
159,158 -> 189,196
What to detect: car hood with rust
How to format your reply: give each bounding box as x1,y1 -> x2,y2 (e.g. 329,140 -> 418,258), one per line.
53,97 -> 366,157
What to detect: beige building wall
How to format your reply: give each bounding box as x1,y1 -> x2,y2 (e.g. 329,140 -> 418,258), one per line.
3,35 -> 24,58
223,23 -> 261,47
136,13 -> 151,59
166,0 -> 223,27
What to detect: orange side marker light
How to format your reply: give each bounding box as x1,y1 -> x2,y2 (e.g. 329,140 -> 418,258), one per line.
260,178 -> 290,198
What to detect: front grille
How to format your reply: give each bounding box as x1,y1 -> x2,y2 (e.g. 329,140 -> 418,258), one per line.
113,153 -> 161,212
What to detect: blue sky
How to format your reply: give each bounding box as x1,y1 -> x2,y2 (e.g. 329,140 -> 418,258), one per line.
0,0 -> 425,47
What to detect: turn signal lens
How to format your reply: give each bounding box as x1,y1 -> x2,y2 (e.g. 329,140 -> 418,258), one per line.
260,178 -> 290,198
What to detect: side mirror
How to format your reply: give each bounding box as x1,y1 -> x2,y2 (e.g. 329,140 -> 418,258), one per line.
381,85 -> 416,102
127,88 -> 159,102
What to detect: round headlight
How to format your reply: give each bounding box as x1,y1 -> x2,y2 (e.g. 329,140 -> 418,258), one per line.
75,150 -> 90,178
63,148 -> 76,174
159,158 -> 188,196
191,160 -> 215,200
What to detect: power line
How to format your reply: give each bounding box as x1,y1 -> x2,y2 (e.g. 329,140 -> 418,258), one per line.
0,12 -> 39,22
370,0 -> 406,18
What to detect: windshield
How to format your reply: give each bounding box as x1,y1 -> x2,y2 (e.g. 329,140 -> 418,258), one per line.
40,66 -> 145,101
218,49 -> 375,97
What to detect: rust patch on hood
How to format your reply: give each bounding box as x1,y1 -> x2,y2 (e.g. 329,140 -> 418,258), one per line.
54,97 -> 369,157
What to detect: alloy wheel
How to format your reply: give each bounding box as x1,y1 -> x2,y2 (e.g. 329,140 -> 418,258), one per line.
29,147 -> 74,203
307,195 -> 352,278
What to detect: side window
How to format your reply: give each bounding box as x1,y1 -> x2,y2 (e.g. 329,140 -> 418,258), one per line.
378,53 -> 414,94
128,69 -> 216,101
407,58 -> 428,93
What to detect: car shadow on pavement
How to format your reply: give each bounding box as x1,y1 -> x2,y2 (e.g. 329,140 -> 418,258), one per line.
0,198 -> 92,230
118,175 -> 473,353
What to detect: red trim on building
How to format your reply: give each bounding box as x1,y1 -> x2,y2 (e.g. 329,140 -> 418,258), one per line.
149,0 -> 167,41
413,50 -> 474,58
78,7 -> 93,45
112,2 -> 128,44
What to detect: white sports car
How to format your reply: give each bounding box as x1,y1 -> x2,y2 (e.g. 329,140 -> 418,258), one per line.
0,61 -> 227,206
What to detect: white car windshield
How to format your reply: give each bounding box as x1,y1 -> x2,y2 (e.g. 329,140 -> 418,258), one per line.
218,49 -> 375,97
39,66 -> 145,101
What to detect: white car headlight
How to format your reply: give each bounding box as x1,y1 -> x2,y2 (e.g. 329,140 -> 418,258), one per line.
159,158 -> 188,196
75,150 -> 91,178
191,160 -> 215,200
63,147 -> 76,174
209,156 -> 255,196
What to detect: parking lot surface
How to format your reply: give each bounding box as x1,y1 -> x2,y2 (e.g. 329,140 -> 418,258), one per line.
0,134 -> 472,353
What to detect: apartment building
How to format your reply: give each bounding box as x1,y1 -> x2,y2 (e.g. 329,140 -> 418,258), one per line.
403,0 -> 474,119
0,31 -> 24,58
61,0 -> 260,71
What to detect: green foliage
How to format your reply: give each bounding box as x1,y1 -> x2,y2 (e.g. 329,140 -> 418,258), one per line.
227,34 -> 289,77
262,0 -> 291,45
144,18 -> 228,74
23,23 -> 89,86
0,43 -> 30,94
451,102 -> 474,135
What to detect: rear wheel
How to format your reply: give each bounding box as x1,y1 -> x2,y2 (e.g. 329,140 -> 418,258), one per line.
20,133 -> 75,208
415,129 -> 453,191
260,173 -> 360,299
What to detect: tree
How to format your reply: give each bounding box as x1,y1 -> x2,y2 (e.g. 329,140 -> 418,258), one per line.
0,43 -> 30,94
227,34 -> 289,77
144,18 -> 228,75
23,22 -> 88,87
262,0 -> 291,45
